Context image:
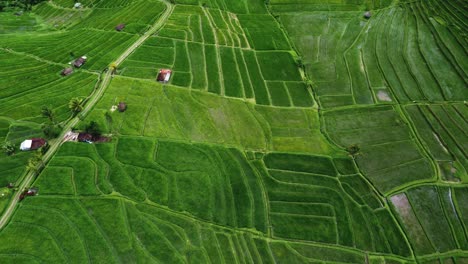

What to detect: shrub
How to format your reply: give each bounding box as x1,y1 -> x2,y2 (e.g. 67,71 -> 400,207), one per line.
2,141 -> 15,156
42,123 -> 61,139
346,144 -> 361,156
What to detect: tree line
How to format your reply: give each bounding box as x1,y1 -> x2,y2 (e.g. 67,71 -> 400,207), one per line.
0,0 -> 47,12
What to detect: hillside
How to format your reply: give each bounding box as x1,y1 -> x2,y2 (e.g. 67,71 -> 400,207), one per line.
0,0 -> 467,263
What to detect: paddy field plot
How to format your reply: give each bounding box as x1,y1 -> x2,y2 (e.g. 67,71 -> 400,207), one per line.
120,5 -> 314,107
80,77 -> 331,154
0,12 -> 45,33
323,105 -> 436,194
390,185 -> 468,257
0,29 -> 138,71
405,104 -> 468,182
0,139 -> 412,262
276,0 -> 468,108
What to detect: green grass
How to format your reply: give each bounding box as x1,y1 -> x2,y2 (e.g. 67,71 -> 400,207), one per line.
0,29 -> 138,71
324,105 -> 435,193
264,152 -> 338,176
405,104 -> 468,181
0,12 -> 45,33
238,15 -> 291,50
256,51 -> 302,81
220,47 -> 243,97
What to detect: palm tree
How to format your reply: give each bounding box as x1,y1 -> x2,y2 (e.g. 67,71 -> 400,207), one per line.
41,106 -> 55,123
109,62 -> 117,75
69,97 -> 84,115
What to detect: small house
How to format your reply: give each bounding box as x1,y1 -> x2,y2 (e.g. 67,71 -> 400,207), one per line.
19,187 -> 39,201
73,56 -> 87,68
118,102 -> 127,112
27,187 -> 39,196
61,67 -> 73,76
20,138 -> 47,151
364,11 -> 372,19
157,69 -> 172,83
78,133 -> 93,143
74,2 -> 82,8
115,24 -> 125,31
7,183 -> 14,189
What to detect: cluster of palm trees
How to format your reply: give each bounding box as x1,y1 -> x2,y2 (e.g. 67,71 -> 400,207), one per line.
68,97 -> 84,116
40,97 -> 83,140
0,0 -> 47,12
25,97 -> 85,174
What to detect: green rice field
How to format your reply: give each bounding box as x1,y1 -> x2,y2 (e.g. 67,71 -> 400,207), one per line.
0,0 -> 467,262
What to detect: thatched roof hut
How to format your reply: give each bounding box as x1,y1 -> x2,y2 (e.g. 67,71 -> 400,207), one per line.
364,11 -> 372,19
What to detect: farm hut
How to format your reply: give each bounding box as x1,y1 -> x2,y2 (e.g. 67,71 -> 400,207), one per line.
364,11 -> 372,19
74,2 -> 82,8
118,102 -> 127,112
61,67 -> 73,76
7,183 -> 14,189
27,187 -> 39,196
20,138 -> 47,151
157,69 -> 172,83
73,56 -> 87,68
115,24 -> 126,31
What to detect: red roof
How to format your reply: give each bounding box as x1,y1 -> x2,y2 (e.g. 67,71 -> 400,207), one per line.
30,138 -> 46,150
156,69 -> 172,82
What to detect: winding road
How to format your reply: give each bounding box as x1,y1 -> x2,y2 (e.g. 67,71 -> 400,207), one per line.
0,1 -> 174,230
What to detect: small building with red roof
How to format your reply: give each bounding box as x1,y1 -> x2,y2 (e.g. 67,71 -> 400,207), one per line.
20,138 -> 47,151
157,69 -> 172,83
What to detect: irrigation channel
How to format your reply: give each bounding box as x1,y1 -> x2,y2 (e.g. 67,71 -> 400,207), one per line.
0,1 -> 175,230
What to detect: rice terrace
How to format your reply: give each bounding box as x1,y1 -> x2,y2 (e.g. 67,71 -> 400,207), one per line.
0,0 -> 466,262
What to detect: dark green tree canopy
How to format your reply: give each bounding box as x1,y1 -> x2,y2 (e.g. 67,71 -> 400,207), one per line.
0,0 -> 47,11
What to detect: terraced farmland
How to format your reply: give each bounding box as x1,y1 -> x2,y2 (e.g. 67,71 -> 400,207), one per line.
0,0 -> 467,263
119,5 -> 314,107
0,47 -> 98,189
